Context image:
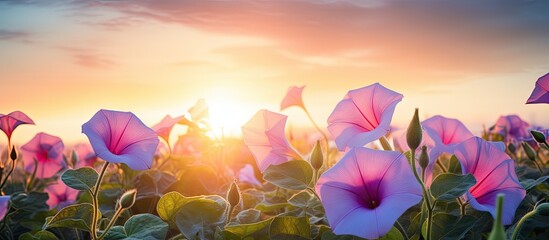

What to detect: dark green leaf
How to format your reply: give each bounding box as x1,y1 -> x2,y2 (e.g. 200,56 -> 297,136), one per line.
44,203 -> 95,232
124,214 -> 169,239
224,218 -> 273,239
175,195 -> 228,240
422,213 -> 478,240
521,175 -> 549,191
378,227 -> 404,240
61,167 -> 99,191
19,230 -> 59,240
235,208 -> 261,224
431,173 -> 476,201
263,160 -> 313,190
269,216 -> 311,240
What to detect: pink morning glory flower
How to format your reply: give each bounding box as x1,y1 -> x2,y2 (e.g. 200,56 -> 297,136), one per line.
0,195 -> 9,221
152,114 -> 185,144
238,164 -> 262,187
454,137 -> 525,225
316,148 -> 422,239
491,115 -> 530,143
526,72 -> 549,104
328,83 -> 403,151
280,85 -> 305,110
0,111 -> 34,142
82,109 -> 160,170
45,181 -> 79,210
74,143 -> 98,169
21,132 -> 65,179
242,109 -> 301,172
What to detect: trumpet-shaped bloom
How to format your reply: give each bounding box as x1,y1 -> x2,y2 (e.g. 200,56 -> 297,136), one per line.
526,72 -> 549,104
152,114 -> 185,144
280,85 -> 305,110
0,195 -> 9,221
45,181 -> 79,209
328,83 -> 403,151
74,143 -> 98,168
242,109 -> 301,172
21,132 -> 65,179
316,148 -> 422,239
188,98 -> 209,122
491,115 -> 530,143
238,164 -> 262,187
0,111 -> 34,141
454,137 -> 525,225
82,109 -> 159,170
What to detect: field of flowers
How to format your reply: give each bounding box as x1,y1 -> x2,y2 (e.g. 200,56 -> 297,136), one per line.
0,74 -> 548,240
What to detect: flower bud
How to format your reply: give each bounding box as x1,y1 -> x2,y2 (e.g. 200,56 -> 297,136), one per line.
10,146 -> 17,161
521,142 -> 536,162
507,143 -> 516,155
227,181 -> 240,207
535,203 -> 549,216
530,130 -> 547,145
406,108 -> 422,151
418,146 -> 429,170
118,189 -> 137,209
488,194 -> 506,240
310,140 -> 324,170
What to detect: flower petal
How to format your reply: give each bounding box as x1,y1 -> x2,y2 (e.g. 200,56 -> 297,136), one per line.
328,83 -> 403,151
21,132 -> 65,179
0,111 -> 34,139
280,85 -> 305,110
526,72 -> 549,104
0,196 -> 11,221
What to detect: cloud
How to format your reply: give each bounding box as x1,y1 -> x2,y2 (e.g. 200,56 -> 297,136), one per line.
70,0 -> 549,75
57,46 -> 116,69
0,29 -> 31,42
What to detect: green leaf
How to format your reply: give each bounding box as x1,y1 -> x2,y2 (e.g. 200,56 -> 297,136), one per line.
124,214 -> 169,239
269,216 -> 311,240
224,218 -> 274,239
288,190 -> 320,208
263,160 -> 313,190
521,175 -> 549,191
19,230 -> 59,240
447,155 -> 462,174
10,192 -> 49,212
104,226 -> 126,240
422,213 -> 478,240
175,195 -> 228,240
44,203 -> 95,232
235,208 -> 261,224
321,230 -> 364,239
431,173 -> 476,201
378,227 -> 404,240
156,191 -> 200,223
61,167 -> 99,191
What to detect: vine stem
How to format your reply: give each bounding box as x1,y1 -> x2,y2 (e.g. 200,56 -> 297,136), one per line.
97,205 -> 123,240
303,106 -> 330,166
511,210 -> 536,240
91,162 -> 110,240
410,150 -> 433,240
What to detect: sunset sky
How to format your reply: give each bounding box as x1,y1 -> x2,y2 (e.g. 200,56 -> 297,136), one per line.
1,0 -> 549,145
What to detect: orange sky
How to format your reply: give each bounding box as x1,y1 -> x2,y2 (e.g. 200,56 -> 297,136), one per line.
1,0 -> 549,145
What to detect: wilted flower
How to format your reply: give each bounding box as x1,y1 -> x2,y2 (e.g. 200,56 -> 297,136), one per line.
0,195 -> 9,221
45,181 -> 79,209
454,137 -> 525,225
237,164 -> 261,187
152,114 -> 185,144
0,111 -> 34,142
280,85 -> 305,110
242,110 -> 301,172
82,109 -> 159,170
21,132 -> 65,179
74,143 -> 98,168
316,148 -> 422,239
526,72 -> 549,104
328,83 -> 403,151
491,115 -> 530,143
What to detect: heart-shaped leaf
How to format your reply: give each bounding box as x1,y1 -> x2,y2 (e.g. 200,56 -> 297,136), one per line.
61,168 -> 98,191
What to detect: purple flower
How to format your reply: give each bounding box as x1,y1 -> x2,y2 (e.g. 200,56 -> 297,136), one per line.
45,181 -> 79,210
82,109 -> 159,170
152,114 -> 185,144
242,109 -> 301,172
454,137 -> 525,225
21,132 -> 65,179
0,195 -> 9,221
526,72 -> 549,104
316,148 -> 422,239
238,164 -> 262,187
74,143 -> 98,168
491,115 -> 530,143
280,85 -> 305,110
328,83 -> 403,151
0,111 -> 34,142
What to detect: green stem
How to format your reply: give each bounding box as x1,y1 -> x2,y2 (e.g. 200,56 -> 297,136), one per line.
0,158 -> 16,191
532,160 -> 543,176
25,158 -> 39,192
395,220 -> 410,240
91,162 -> 110,240
97,205 -> 123,240
410,150 -> 433,240
379,136 -> 393,151
307,187 -> 321,201
303,107 -> 330,166
457,198 -> 467,216
511,210 -> 536,240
